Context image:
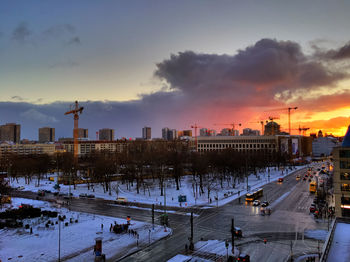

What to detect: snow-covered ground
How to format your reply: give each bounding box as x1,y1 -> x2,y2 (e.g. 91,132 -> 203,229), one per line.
0,198 -> 171,262
167,239 -> 239,262
10,165 -> 306,208
326,222 -> 350,262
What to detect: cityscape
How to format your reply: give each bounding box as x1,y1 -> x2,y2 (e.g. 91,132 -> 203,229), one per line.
1,1 -> 350,262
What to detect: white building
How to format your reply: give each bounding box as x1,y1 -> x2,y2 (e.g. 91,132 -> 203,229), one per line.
312,137 -> 339,157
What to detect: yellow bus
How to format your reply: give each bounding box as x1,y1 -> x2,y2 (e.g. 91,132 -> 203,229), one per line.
309,181 -> 317,193
245,188 -> 264,202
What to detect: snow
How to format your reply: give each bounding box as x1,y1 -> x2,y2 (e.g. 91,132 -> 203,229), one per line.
10,165 -> 306,209
304,229 -> 328,241
167,254 -> 192,262
0,198 -> 171,262
327,222 -> 350,262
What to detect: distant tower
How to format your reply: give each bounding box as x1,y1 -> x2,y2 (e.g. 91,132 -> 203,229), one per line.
99,128 -> 115,141
39,127 -> 55,142
0,123 -> 21,143
318,130 -> 323,137
264,121 -> 280,136
142,127 -> 151,140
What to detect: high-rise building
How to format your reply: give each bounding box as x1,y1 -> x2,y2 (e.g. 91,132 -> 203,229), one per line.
99,128 -> 115,141
162,127 -> 177,140
220,128 -> 233,136
38,127 -> 55,143
333,126 -> 350,217
200,128 -> 209,136
142,127 -> 151,140
0,123 -> 20,143
77,128 -> 88,139
242,128 -> 260,136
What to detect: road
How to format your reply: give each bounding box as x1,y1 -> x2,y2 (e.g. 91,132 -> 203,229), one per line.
12,167 -> 329,261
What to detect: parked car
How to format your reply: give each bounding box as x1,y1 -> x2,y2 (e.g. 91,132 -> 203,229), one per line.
44,190 -> 52,194
296,175 -> 301,181
236,253 -> 250,261
310,205 -> 316,213
87,194 -> 95,199
37,190 -> 45,196
53,191 -> 59,196
261,201 -> 270,207
79,193 -> 88,198
17,186 -> 25,190
278,178 -> 284,183
115,197 -> 127,204
233,227 -> 242,237
253,200 -> 260,206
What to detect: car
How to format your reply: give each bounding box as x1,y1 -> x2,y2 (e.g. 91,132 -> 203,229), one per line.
87,194 -> 95,199
303,177 -> 307,181
310,206 -> 316,213
253,200 -> 260,206
296,175 -> 301,181
261,201 -> 269,207
17,186 -> 25,190
44,190 -> 52,194
53,191 -> 59,196
79,193 -> 88,198
233,227 -> 242,237
308,178 -> 312,182
115,197 -> 127,204
236,253 -> 250,261
37,190 -> 45,196
278,178 -> 284,183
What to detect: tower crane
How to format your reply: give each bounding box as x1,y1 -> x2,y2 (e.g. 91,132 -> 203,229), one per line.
190,124 -> 202,149
248,120 -> 267,135
265,107 -> 298,135
65,101 -> 84,161
214,123 -> 242,136
298,125 -> 310,136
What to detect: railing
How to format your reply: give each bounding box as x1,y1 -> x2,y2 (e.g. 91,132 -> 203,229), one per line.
319,218 -> 337,262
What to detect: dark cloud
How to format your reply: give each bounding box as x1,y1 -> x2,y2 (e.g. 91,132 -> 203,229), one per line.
66,36 -> 81,46
12,22 -> 32,43
155,39 -> 345,106
42,24 -> 76,38
313,41 -> 350,60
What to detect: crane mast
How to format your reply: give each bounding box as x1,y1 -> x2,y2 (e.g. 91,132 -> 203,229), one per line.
64,101 -> 84,161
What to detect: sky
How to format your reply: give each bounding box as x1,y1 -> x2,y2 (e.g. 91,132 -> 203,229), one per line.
1,0 -> 350,139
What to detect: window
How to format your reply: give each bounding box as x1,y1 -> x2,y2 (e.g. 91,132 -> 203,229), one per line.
341,183 -> 350,191
340,150 -> 350,158
340,161 -> 350,169
341,173 -> 350,180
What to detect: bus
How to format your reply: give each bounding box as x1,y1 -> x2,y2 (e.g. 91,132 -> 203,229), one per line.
309,181 -> 317,193
245,188 -> 264,202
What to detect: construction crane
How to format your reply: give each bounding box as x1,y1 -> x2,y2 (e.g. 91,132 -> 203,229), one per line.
265,107 -> 298,135
190,124 -> 203,149
214,123 -> 242,136
298,126 -> 310,136
248,120 -> 267,135
65,101 -> 84,161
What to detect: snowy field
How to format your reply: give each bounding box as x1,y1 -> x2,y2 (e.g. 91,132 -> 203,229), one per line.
10,165 -> 306,208
0,198 -> 171,262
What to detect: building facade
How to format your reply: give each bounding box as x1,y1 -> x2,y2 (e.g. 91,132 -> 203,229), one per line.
39,127 -> 55,143
162,127 -> 177,140
0,142 -> 56,156
242,128 -> 260,136
0,123 -> 21,143
142,127 -> 151,140
77,128 -> 88,139
99,128 -> 114,141
312,137 -> 339,157
333,126 -> 350,217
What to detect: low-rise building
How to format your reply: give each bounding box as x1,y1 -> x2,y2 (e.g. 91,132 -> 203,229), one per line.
312,137 -> 339,157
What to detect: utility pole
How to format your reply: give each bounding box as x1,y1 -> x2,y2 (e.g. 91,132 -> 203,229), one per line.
152,204 -> 154,229
189,212 -> 194,250
58,219 -> 61,262
231,218 -> 235,254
